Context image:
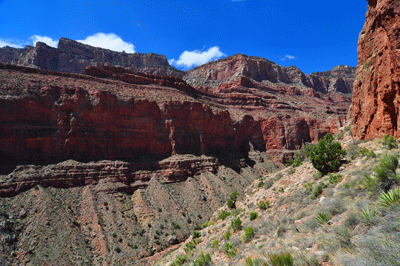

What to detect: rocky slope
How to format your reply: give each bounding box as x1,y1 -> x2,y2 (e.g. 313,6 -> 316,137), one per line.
352,0 -> 400,139
184,54 -> 356,94
156,135 -> 400,266
0,38 -> 185,77
0,61 -> 351,265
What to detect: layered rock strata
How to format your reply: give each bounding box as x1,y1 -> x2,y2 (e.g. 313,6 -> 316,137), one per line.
184,54 -> 356,93
352,0 -> 400,139
0,38 -> 184,77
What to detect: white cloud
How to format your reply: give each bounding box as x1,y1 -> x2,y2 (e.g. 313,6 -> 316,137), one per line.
169,46 -> 226,69
30,35 -> 58,48
281,55 -> 296,61
77,33 -> 135,53
0,39 -> 23,48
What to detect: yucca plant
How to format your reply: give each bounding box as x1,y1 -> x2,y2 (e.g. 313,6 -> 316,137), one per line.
316,213 -> 332,224
360,207 -> 377,225
379,188 -> 400,207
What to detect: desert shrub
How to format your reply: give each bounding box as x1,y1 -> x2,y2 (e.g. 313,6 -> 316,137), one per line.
242,226 -> 255,243
218,210 -> 231,220
227,191 -> 238,209
224,242 -> 238,259
304,181 -> 326,199
171,254 -> 187,266
374,153 -> 400,191
193,252 -> 211,266
360,173 -> 378,194
223,230 -> 231,241
264,178 -> 275,189
268,252 -> 294,266
327,173 -> 342,185
383,134 -> 398,150
245,257 -> 254,266
310,132 -> 347,175
202,221 -> 213,228
257,200 -> 269,210
115,246 -> 121,253
193,231 -> 201,239
231,217 -> 242,232
249,211 -> 258,221
211,238 -> 219,249
258,180 -> 264,188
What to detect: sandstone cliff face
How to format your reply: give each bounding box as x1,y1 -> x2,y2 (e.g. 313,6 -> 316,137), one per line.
184,54 -> 356,93
352,0 -> 400,139
0,38 -> 185,77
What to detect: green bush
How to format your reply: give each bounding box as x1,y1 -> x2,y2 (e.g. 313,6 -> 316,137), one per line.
193,252 -> 211,266
257,200 -> 269,210
224,242 -> 238,259
310,132 -> 346,175
211,238 -> 219,249
231,217 -> 242,232
227,191 -> 238,209
258,180 -> 264,188
268,252 -> 294,266
304,181 -> 326,199
242,226 -> 255,243
383,134 -> 398,150
171,254 -> 187,266
374,153 -> 400,191
218,210 -> 231,220
115,246 -> 121,253
193,231 -> 201,239
327,173 -> 342,184
249,211 -> 258,221
223,230 -> 231,240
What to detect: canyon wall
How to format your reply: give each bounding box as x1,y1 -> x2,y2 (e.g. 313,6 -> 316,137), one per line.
0,38 -> 185,77
352,0 -> 400,139
184,54 -> 356,93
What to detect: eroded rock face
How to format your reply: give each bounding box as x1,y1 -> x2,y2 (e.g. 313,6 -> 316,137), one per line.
0,64 -> 349,168
352,0 -> 400,139
0,38 -> 184,77
184,54 -> 356,93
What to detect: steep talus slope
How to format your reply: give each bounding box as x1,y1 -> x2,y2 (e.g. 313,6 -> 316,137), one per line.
0,38 -> 185,77
184,54 -> 356,94
352,0 -> 400,139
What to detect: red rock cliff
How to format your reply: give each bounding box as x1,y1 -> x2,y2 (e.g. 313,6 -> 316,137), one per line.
352,0 -> 400,139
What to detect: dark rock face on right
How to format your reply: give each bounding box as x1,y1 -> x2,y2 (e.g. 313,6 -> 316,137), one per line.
352,0 -> 400,139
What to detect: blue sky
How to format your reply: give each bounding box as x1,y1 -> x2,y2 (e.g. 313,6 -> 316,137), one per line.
0,0 -> 366,74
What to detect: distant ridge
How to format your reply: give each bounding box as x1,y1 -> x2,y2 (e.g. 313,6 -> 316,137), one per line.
0,38 -> 185,77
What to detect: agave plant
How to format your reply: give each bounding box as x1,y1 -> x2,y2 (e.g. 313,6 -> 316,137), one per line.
379,188 -> 400,207
360,207 -> 377,225
316,213 -> 332,224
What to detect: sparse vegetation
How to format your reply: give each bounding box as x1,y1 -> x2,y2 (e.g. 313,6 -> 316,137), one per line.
268,252 -> 294,266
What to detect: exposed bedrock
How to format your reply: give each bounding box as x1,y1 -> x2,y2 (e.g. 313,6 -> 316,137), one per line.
352,0 -> 400,139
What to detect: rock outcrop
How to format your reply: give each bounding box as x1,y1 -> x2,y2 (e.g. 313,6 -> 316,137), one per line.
0,38 -> 185,77
184,54 -> 356,93
352,0 -> 400,139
